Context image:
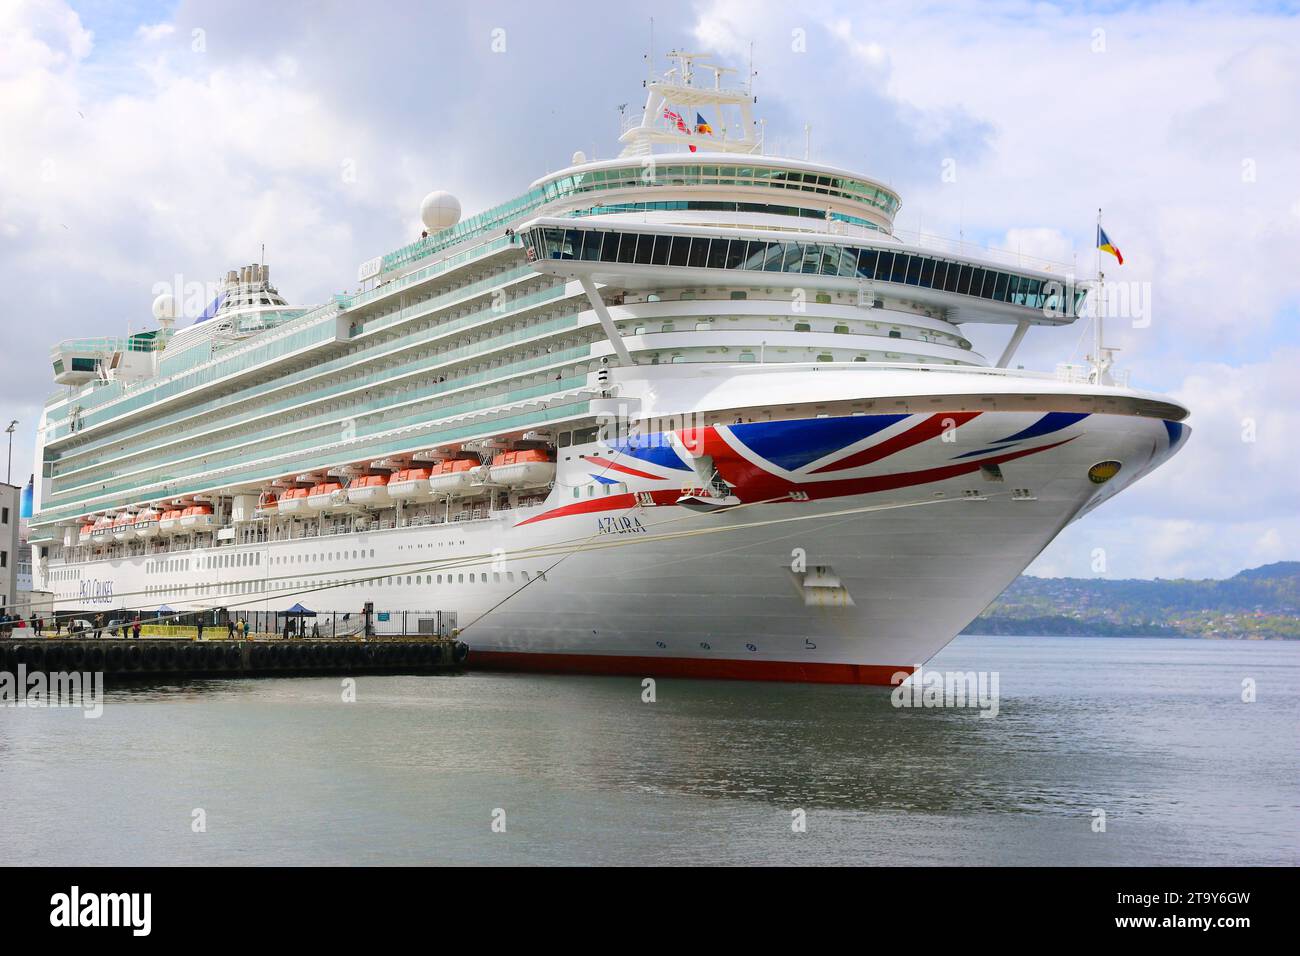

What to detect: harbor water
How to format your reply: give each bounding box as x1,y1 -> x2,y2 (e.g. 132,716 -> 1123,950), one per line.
1,635 -> 1295,865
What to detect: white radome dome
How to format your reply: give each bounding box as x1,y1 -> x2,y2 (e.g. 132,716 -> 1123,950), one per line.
420,191 -> 461,231
571,150 -> 587,165
151,293 -> 176,320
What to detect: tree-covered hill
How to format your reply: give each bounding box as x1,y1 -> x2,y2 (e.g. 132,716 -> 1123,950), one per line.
964,562 -> 1300,639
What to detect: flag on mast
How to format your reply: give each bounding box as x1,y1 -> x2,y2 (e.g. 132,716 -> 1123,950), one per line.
663,108 -> 697,151
1097,225 -> 1124,265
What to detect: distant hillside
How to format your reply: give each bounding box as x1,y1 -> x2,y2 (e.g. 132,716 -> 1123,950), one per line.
963,562 -> 1300,639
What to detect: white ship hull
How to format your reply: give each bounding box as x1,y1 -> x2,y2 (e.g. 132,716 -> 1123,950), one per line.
42,397 -> 1186,683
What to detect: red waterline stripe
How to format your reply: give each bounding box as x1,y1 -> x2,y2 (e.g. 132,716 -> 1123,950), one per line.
469,650 -> 914,686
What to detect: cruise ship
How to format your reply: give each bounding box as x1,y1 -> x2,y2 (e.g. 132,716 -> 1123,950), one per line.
27,54 -> 1189,683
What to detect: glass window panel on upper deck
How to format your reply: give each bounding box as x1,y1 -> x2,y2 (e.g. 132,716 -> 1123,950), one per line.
519,222 -> 1079,326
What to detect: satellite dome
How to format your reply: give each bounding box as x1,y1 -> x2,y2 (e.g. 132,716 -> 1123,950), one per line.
571,150 -> 587,165
151,293 -> 176,320
420,191 -> 461,231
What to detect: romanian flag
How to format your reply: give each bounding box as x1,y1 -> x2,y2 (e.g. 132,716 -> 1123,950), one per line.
695,112 -> 712,135
1097,225 -> 1123,265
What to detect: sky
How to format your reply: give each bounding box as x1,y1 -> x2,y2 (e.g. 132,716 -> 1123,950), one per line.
0,0 -> 1296,580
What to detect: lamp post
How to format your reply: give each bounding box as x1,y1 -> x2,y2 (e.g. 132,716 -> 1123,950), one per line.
4,420 -> 15,485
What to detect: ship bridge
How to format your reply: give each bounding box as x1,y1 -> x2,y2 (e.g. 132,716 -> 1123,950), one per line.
520,217 -> 1083,327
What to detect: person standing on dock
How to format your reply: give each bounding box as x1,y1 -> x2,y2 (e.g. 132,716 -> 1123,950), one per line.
197,617 -> 204,641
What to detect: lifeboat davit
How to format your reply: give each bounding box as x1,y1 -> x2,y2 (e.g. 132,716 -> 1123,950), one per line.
256,491 -> 279,518
489,449 -> 556,488
78,522 -> 95,545
387,467 -> 433,501
158,509 -> 183,535
306,481 -> 350,511
134,508 -> 161,539
347,474 -> 391,506
179,503 -> 216,530
278,487 -> 311,516
428,458 -> 483,495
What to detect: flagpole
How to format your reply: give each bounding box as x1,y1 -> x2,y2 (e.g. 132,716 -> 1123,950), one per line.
1094,207 -> 1104,385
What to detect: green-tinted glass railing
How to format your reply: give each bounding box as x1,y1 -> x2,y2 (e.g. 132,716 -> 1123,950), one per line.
49,281 -> 577,468
53,336 -> 589,489
48,239 -> 527,437
381,161 -> 900,277
37,380 -> 590,521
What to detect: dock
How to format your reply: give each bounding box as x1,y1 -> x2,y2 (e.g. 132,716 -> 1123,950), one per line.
0,637 -> 469,678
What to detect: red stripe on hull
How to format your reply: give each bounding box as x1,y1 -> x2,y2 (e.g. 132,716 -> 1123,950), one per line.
582,455 -> 664,480
469,650 -> 913,686
810,411 -> 981,473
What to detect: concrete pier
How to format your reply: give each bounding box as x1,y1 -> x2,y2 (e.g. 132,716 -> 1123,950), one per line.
0,638 -> 469,678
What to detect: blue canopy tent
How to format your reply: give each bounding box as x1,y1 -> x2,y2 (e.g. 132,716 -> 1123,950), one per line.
277,602 -> 318,639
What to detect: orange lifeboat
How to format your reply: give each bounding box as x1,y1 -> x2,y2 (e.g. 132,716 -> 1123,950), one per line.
387,467 -> 433,501
347,473 -> 391,506
277,487 -> 311,516
158,509 -> 184,534
78,521 -> 96,545
179,503 -> 216,530
488,449 -> 556,488
427,458 -> 483,495
306,481 -> 349,511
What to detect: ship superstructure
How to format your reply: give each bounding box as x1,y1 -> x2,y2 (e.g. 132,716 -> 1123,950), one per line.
26,54 -> 1188,682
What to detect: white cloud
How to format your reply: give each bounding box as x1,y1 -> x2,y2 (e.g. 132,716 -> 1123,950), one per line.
0,0 -> 93,78
134,23 -> 175,43
1027,347 -> 1300,578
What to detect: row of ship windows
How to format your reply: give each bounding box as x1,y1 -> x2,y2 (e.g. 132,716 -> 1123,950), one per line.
542,164 -> 901,215
526,227 -> 1085,311
576,200 -> 884,232
138,569 -> 545,599
617,317 -> 962,348
644,349 -> 943,366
